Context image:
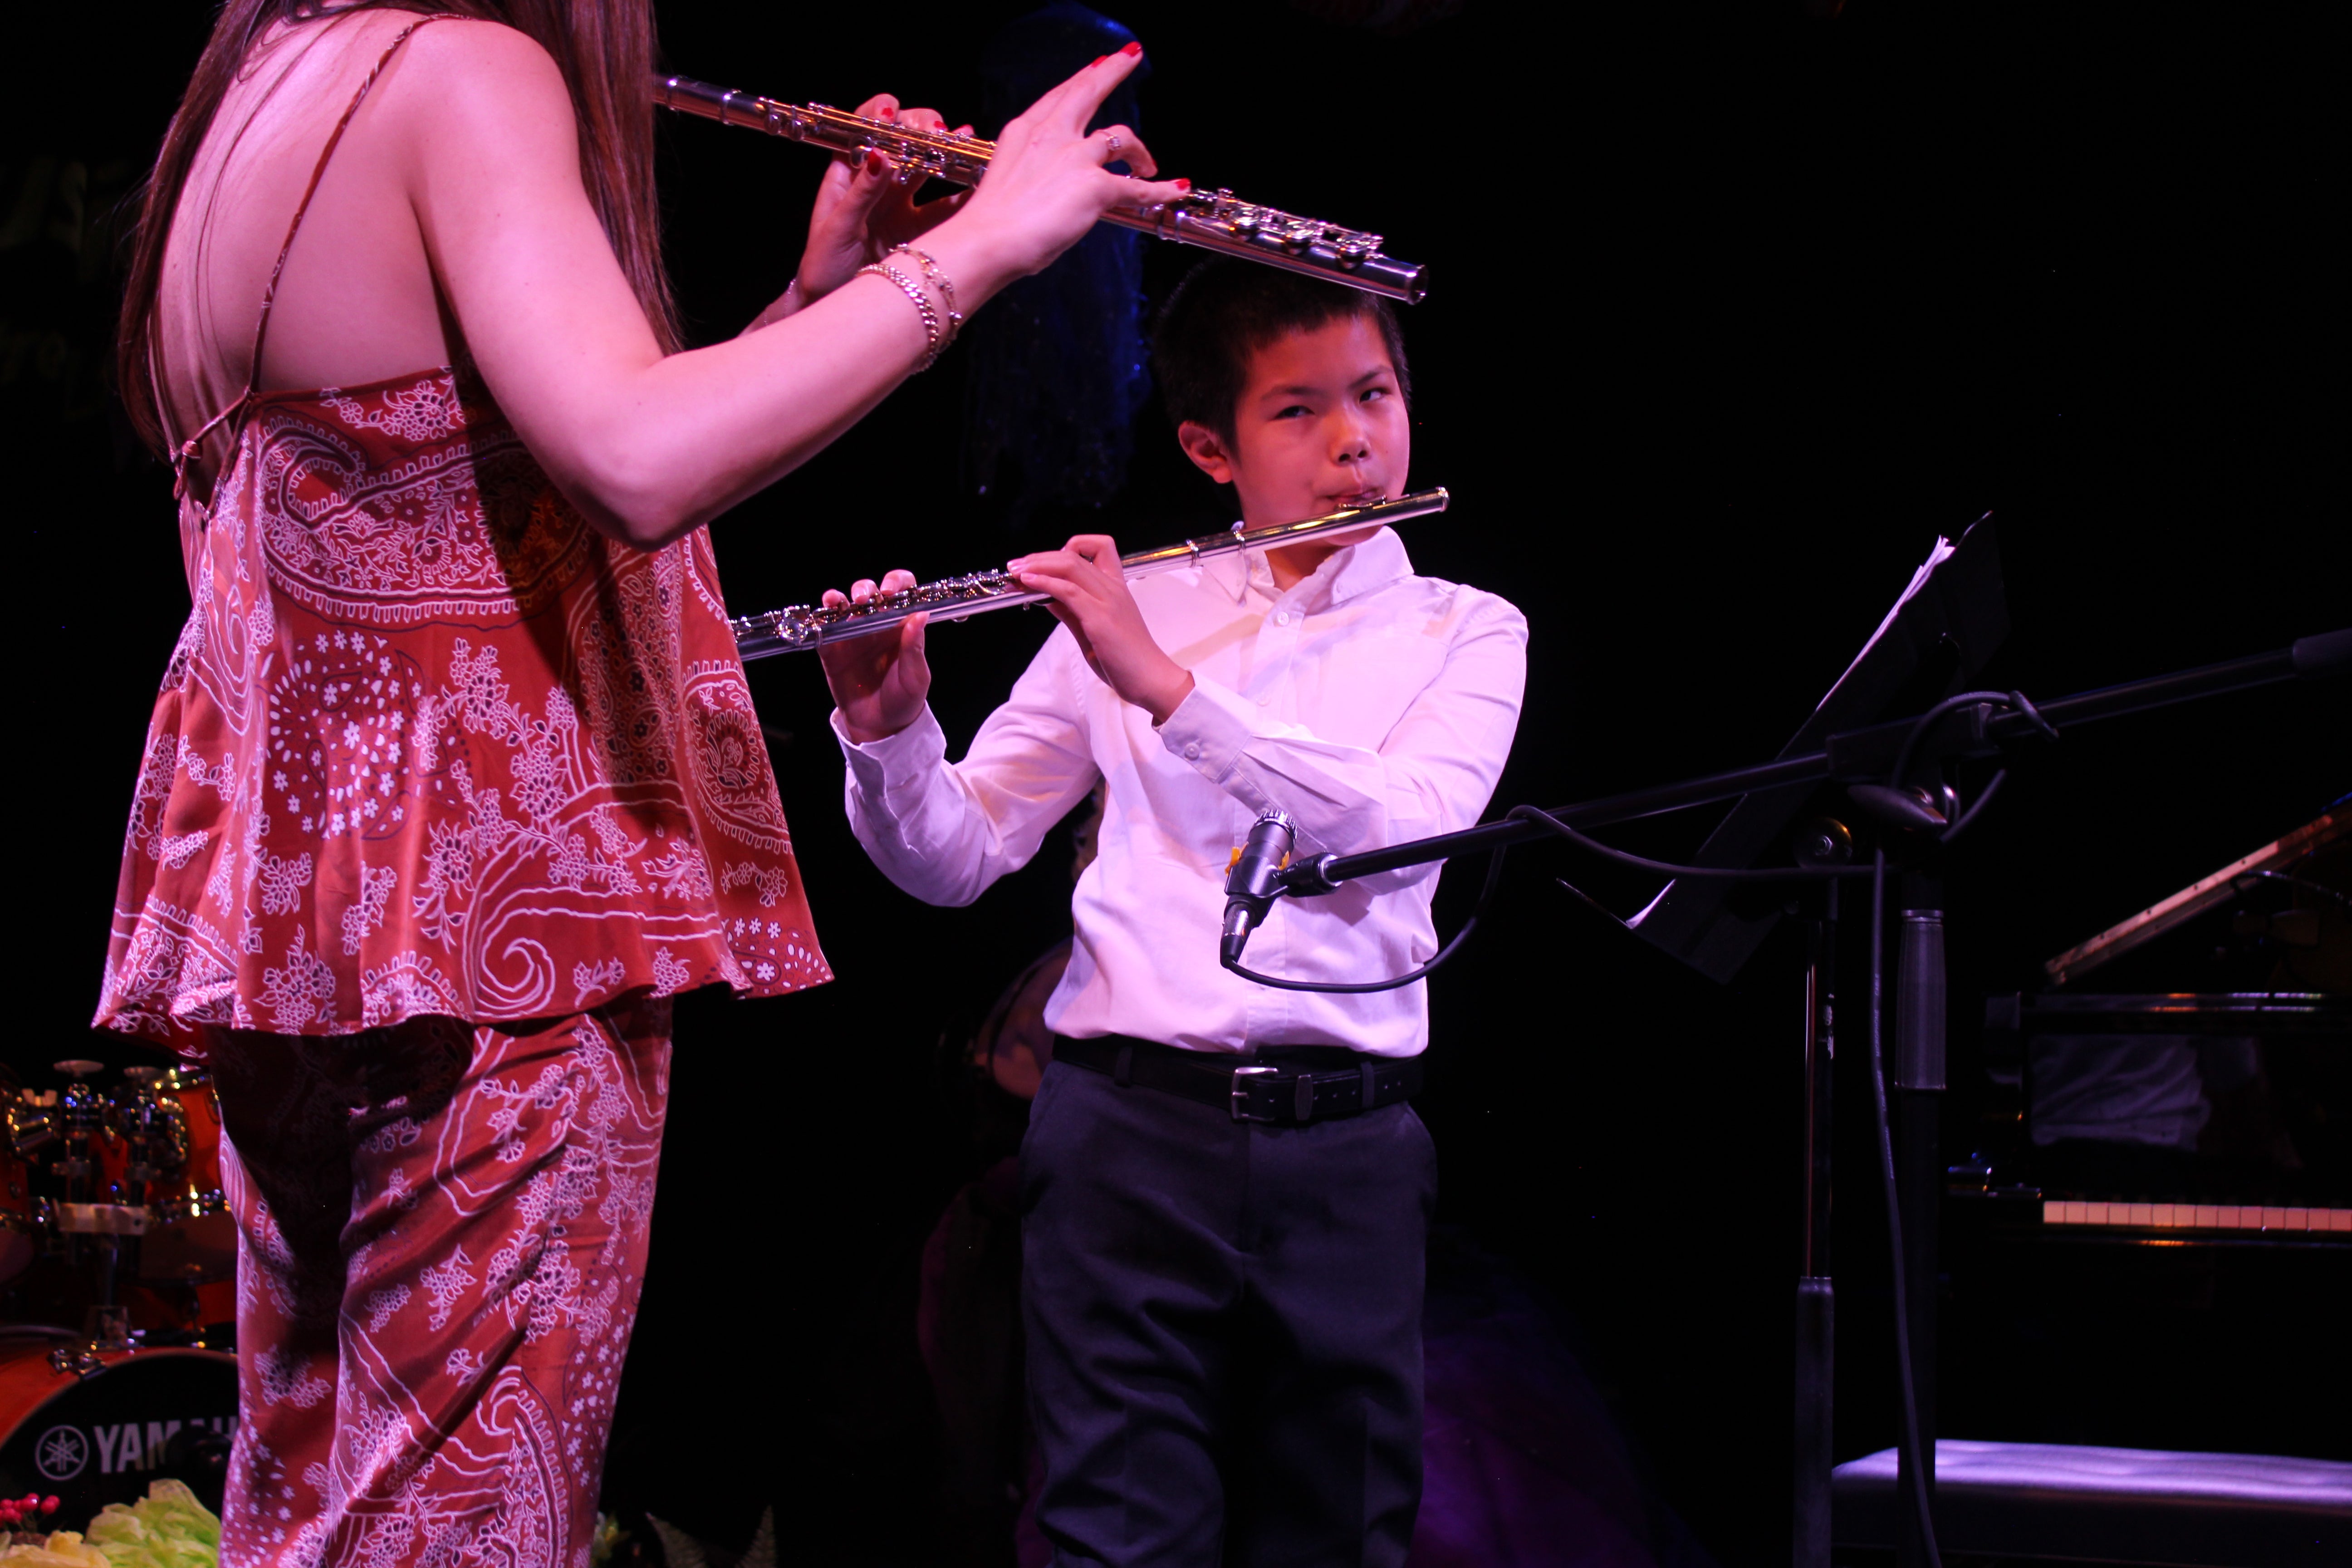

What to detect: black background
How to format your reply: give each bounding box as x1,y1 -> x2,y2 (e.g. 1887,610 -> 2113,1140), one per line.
5,1 -> 2344,1560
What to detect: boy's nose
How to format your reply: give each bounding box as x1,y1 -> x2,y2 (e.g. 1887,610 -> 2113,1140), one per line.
1328,409 -> 1372,460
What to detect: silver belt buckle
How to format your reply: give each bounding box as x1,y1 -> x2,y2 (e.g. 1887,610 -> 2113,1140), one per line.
1230,1064 -> 1280,1122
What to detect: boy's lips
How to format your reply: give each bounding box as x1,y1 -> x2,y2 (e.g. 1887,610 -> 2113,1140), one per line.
1322,489 -> 1389,511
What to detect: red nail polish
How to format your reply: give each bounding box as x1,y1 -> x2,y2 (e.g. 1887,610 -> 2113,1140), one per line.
1174,178 -> 1191,192
879,106 -> 896,119
1121,41 -> 1143,57
1089,55 -> 1106,67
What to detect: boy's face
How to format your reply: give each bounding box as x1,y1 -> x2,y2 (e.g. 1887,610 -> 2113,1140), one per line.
1178,313 -> 1409,527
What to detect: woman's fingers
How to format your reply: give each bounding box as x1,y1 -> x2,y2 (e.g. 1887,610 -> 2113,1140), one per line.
1088,123 -> 1156,179
1002,42 -> 1141,147
1057,43 -> 1144,134
1122,174 -> 1191,211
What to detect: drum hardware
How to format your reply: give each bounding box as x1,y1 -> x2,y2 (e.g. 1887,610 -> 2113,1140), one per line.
5,1097 -> 55,1158
113,1067 -> 188,1205
3,1059 -> 236,1354
47,1345 -> 107,1380
50,1062 -> 114,1205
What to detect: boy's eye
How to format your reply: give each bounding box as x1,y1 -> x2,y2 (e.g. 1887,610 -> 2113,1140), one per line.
1360,386 -> 1390,403
1274,404 -> 1312,419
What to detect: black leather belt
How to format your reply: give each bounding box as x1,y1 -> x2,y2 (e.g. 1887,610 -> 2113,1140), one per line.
1055,1035 -> 1422,1125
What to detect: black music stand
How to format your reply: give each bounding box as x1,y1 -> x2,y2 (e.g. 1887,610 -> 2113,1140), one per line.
1624,519 -> 2008,1568
1626,516 -> 2008,981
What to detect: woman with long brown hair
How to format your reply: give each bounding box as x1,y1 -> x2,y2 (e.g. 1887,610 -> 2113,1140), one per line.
102,0 -> 1173,1553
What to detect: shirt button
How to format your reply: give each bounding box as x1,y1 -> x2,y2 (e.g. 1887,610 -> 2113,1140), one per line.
1257,694 -> 1271,706
1273,611 -> 1290,626
1183,743 -> 1202,760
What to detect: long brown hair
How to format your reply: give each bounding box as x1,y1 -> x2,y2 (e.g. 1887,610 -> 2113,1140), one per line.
117,0 -> 681,454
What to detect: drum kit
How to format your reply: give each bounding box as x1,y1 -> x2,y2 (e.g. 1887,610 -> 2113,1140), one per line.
0,1059 -> 238,1520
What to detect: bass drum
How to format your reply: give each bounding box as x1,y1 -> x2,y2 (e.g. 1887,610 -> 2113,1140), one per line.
0,1341 -> 235,1523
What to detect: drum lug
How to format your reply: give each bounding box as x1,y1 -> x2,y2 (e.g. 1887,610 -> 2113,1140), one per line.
47,1344 -> 108,1379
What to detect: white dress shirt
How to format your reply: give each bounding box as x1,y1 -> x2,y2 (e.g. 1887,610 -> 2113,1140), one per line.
833,526 -> 1527,1058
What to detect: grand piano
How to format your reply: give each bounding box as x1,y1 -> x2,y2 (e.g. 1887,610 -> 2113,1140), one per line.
1945,809 -> 2348,1463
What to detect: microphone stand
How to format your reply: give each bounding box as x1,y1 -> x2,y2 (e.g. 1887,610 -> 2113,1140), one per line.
1252,628 -> 2346,1564
1794,883 -> 1838,1566
1891,875 -> 1945,1568
1274,630 -> 2348,900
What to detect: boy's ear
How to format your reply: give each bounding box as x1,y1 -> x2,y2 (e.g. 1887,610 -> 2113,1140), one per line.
1176,420 -> 1235,485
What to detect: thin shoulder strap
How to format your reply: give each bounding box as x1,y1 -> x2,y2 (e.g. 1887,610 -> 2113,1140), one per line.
247,15 -> 445,394
167,15 -> 447,501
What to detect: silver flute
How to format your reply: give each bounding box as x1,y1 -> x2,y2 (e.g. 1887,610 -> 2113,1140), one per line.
654,74 -> 1426,303
730,489 -> 1448,658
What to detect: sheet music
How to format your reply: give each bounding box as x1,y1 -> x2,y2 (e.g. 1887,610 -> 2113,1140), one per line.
1623,532 -> 1960,931
1814,534 -> 1957,715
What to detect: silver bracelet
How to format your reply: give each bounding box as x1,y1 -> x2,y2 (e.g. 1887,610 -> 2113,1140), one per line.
890,245 -> 965,349
859,260 -> 943,370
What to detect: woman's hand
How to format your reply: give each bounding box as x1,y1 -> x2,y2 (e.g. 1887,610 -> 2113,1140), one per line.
790,96 -> 974,306
921,45 -> 1188,289
818,570 -> 933,744
1011,535 -> 1194,724
402,24 -> 1189,549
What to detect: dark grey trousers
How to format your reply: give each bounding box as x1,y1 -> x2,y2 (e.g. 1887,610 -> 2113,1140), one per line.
1020,1058 -> 1436,1568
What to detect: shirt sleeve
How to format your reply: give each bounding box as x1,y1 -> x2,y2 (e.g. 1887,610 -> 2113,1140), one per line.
1154,591 -> 1529,862
833,628 -> 1102,907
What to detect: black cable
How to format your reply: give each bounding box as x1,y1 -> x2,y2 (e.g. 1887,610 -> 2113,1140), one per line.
1890,688 -> 2058,789
1221,841 -> 1512,994
1504,804 -> 1873,879
1867,848 -> 1945,1568
1937,768 -> 2008,844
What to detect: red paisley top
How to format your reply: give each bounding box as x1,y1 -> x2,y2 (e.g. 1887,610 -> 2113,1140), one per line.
97,366 -> 831,1047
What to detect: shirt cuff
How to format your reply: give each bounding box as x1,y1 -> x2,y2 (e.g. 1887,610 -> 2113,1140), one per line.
1156,676 -> 1260,784
832,704 -> 948,802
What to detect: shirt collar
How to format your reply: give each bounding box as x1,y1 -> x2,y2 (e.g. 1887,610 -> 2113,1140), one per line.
1249,525 -> 1414,614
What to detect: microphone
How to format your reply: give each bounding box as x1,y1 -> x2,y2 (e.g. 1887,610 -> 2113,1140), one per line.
1222,811 -> 1296,966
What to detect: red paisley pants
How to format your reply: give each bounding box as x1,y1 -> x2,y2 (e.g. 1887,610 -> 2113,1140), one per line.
200,1000 -> 670,1568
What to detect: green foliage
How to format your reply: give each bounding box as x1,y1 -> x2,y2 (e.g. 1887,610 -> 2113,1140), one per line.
81,1481 -> 222,1568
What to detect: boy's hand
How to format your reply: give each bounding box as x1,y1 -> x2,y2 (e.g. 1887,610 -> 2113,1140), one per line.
1011,536 -> 1195,724
818,570 -> 932,744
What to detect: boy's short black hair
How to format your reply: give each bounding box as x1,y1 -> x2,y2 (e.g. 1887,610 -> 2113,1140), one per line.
1151,260 -> 1411,445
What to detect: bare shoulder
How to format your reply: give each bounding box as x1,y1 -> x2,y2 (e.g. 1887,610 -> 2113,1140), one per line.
394,12 -> 566,83
377,14 -> 575,152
